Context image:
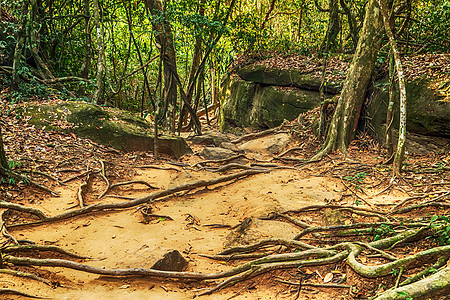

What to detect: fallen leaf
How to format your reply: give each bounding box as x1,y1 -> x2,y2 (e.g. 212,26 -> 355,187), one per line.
118,284 -> 130,289
324,272 -> 333,283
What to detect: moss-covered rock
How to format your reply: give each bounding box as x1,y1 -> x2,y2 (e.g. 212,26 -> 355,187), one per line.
367,77 -> 450,138
237,64 -> 342,94
366,77 -> 450,153
20,101 -> 190,158
219,75 -> 324,130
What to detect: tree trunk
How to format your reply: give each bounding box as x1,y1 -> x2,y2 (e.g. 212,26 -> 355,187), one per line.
379,0 -> 407,175
320,0 -> 341,53
339,0 -> 359,52
0,126 -> 8,170
145,0 -> 178,132
312,0 -> 383,160
12,0 -> 28,89
78,0 -> 92,97
385,51 -> 395,159
93,0 -> 105,104
177,20 -> 203,130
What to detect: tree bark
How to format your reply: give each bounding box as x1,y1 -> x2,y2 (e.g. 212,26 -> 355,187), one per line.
78,0 -> 92,97
145,0 -> 178,132
12,0 -> 29,89
0,126 -> 8,170
320,0 -> 341,53
177,6 -> 204,130
379,0 -> 407,175
93,0 -> 105,104
385,51 -> 395,159
312,0 -> 383,160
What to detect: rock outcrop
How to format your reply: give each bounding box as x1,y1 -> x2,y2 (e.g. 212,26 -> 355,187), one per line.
220,74 -> 328,130
366,77 -> 450,153
20,101 -> 191,158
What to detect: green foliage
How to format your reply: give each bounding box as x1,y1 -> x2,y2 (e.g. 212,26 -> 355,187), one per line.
396,291 -> 413,300
408,0 -> 450,53
429,215 -> 450,246
343,172 -> 367,190
373,224 -> 396,241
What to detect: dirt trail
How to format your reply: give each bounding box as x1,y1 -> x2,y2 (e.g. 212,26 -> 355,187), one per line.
5,161 -> 354,299
3,127 -> 423,300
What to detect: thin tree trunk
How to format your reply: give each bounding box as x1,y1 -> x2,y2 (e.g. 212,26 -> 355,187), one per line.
260,0 -> 277,31
340,0 -> 359,52
312,0 -> 383,160
320,0 -> 341,53
379,0 -> 407,175
385,51 -> 395,159
177,0 -> 237,135
177,24 -> 203,130
78,0 -> 92,97
0,126 -> 8,170
93,0 -> 105,104
29,0 -> 63,90
145,0 -> 178,132
12,0 -> 29,89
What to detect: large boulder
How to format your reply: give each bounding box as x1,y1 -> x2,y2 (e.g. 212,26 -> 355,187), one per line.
220,75 -> 324,130
366,77 -> 450,153
237,64 -> 342,94
20,101 -> 191,158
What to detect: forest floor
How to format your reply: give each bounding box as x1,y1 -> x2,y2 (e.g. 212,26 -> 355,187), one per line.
0,100 -> 449,300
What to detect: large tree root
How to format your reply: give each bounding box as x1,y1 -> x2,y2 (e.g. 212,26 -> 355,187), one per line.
5,169 -> 267,228
372,265 -> 450,300
3,224 -> 449,297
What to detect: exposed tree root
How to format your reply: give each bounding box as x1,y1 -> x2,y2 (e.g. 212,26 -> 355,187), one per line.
98,160 -> 110,198
0,269 -> 51,285
6,169 -> 267,228
3,223 -> 446,297
2,168 -> 59,196
231,124 -> 288,144
191,154 -> 247,169
0,288 -> 49,299
372,265 -> 450,300
134,165 -> 181,172
2,244 -> 89,259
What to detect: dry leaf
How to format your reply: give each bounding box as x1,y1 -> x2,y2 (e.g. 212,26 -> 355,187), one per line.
324,272 -> 333,283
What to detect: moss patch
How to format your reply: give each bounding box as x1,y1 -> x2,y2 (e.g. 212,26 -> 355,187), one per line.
20,101 -> 190,158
